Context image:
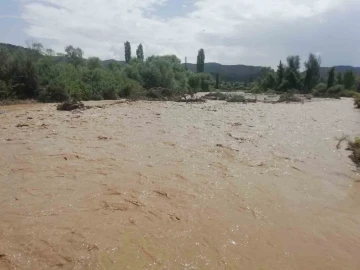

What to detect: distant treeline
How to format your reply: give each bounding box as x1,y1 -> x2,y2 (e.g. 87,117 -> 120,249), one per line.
0,42 -> 213,102
254,54 -> 360,97
1,42 -> 360,102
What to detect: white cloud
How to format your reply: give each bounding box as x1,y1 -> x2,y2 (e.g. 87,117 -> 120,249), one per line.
20,0 -> 360,67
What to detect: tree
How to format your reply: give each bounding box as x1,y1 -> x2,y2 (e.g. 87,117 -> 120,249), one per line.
124,41 -> 131,63
65,45 -> 83,66
262,73 -> 276,90
276,61 -> 285,88
336,72 -> 343,85
87,57 -> 102,70
10,54 -> 39,98
355,76 -> 360,93
284,55 -> 301,90
286,55 -> 300,73
343,70 -> 355,89
303,53 -> 321,93
327,67 -> 335,89
188,73 -> 201,90
26,40 -> 44,54
136,44 -> 144,61
45,49 -> 55,56
196,49 -> 205,73
215,73 -> 220,89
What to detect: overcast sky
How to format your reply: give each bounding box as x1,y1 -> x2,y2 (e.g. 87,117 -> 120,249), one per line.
0,0 -> 359,67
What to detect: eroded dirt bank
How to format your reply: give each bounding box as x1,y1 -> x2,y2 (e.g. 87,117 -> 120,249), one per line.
0,99 -> 359,270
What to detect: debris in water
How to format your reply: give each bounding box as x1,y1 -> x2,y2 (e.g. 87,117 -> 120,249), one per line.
57,99 -> 85,111
15,123 -> 29,127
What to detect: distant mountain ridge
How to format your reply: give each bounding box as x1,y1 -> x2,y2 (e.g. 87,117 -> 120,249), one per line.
1,43 -> 359,82
320,66 -> 360,77
185,62 -> 264,82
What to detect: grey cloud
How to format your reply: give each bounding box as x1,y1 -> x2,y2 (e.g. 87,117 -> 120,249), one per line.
198,3 -> 360,66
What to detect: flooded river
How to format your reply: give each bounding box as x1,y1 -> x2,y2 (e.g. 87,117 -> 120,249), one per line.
0,99 -> 359,269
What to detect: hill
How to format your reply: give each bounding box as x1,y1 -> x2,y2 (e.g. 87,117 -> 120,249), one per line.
1,42 -> 360,82
185,62 -> 264,82
320,66 -> 360,77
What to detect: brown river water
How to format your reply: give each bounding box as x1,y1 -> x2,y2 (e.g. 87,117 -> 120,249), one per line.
0,99 -> 359,270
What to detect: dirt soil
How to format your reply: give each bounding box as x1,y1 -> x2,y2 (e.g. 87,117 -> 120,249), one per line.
0,99 -> 360,270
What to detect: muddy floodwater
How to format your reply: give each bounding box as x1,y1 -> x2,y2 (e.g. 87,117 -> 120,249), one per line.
0,99 -> 360,270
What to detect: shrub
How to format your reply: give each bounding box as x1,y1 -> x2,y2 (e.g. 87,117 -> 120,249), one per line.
337,136 -> 360,166
312,83 -> 327,97
277,79 -> 290,92
278,92 -> 302,103
265,89 -> 278,95
37,84 -> 69,102
251,86 -> 263,94
119,79 -> 144,98
354,95 -> 360,108
339,90 -> 358,98
0,80 -> 11,99
227,94 -> 246,103
91,93 -> 103,101
188,73 -> 201,91
102,87 -> 118,100
326,84 -> 343,98
203,92 -> 227,100
348,138 -> 360,165
200,79 -> 210,91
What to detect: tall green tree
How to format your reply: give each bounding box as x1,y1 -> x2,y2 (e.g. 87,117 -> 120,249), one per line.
336,72 -> 343,85
136,44 -> 144,61
196,49 -> 205,73
215,73 -> 220,89
276,60 -> 285,88
343,70 -> 355,89
124,41 -> 131,64
65,45 -> 83,66
262,73 -> 276,90
327,67 -> 335,89
10,53 -> 39,98
303,53 -> 321,93
355,76 -> 360,93
286,55 -> 300,73
283,55 -> 301,90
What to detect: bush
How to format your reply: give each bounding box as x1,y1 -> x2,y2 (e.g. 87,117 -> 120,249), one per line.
326,84 -> 343,98
312,83 -> 327,97
348,138 -> 360,165
91,93 -> 103,101
102,88 -> 118,100
339,90 -> 358,97
200,79 -> 210,91
251,86 -> 263,94
0,80 -> 11,99
203,92 -> 227,100
277,79 -> 290,92
265,89 -> 278,95
37,84 -> 69,102
227,94 -> 246,103
146,87 -> 173,99
188,73 -> 201,91
278,92 -> 302,103
354,95 -> 360,108
119,79 -> 144,98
